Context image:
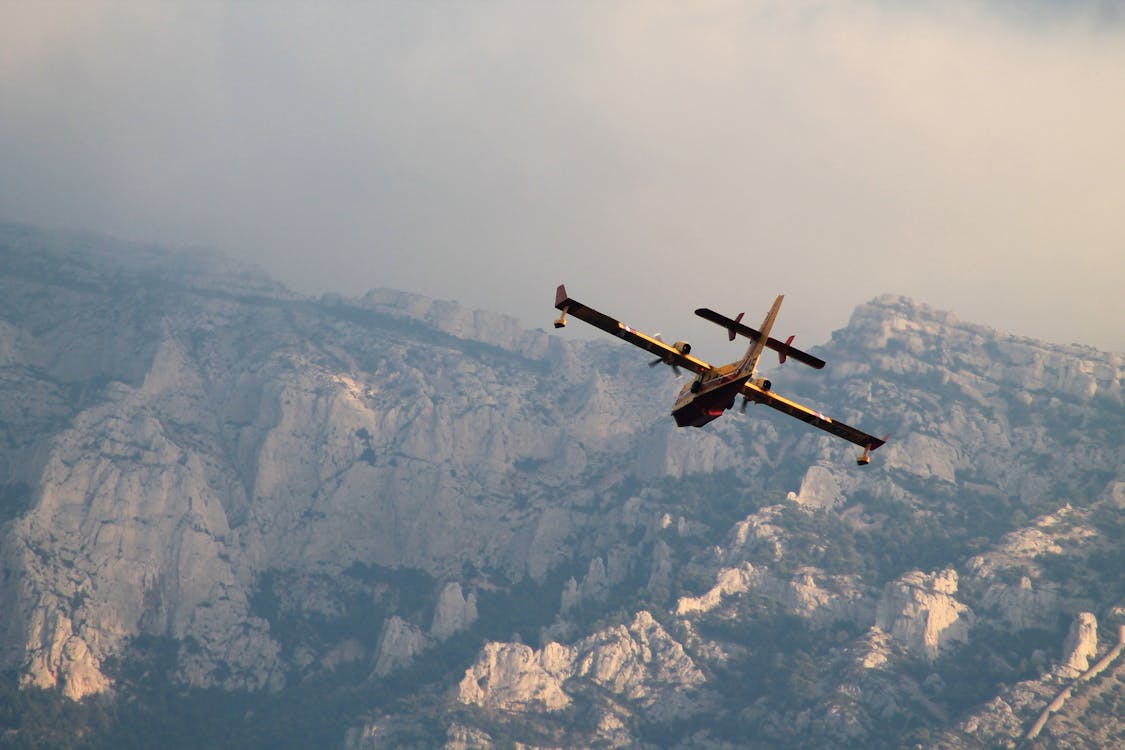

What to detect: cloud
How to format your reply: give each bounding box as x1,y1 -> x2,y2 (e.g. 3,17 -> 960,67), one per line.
2,1 -> 1123,352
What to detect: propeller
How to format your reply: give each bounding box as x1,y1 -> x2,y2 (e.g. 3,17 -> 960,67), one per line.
649,334 -> 683,377
649,356 -> 682,377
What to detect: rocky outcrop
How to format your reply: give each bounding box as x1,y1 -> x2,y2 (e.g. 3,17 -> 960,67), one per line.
936,613 -> 1125,749
675,562 -> 872,628
373,617 -> 431,677
676,563 -> 764,615
6,359 -> 282,696
4,227 -> 1125,750
374,582 -> 479,676
1058,612 -> 1098,677
875,569 -> 973,660
459,611 -> 705,718
964,504 -> 1098,632
430,582 -> 478,641
443,724 -> 496,750
0,226 -> 684,696
457,640 -> 573,712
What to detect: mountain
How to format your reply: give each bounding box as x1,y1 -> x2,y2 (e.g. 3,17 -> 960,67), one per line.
0,223 -> 1121,749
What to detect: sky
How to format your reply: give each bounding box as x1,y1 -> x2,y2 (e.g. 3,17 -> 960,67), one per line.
2,1 -> 1124,353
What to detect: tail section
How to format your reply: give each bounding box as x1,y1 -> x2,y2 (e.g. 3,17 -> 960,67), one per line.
735,294 -> 784,378
695,302 -> 826,370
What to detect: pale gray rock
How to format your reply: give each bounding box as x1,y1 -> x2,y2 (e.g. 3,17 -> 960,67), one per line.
1102,480 -> 1125,509
578,557 -> 609,604
977,575 -> 1062,633
795,465 -> 846,507
559,577 -> 580,613
459,611 -> 704,718
676,563 -> 763,615
856,626 -> 896,670
646,538 -> 675,595
875,569 -> 973,660
1,229 -> 691,696
721,504 -> 788,563
884,433 -> 958,483
964,504 -> 1098,632
443,724 -> 495,750
373,616 -> 431,677
1058,611 -> 1098,677
458,640 -> 574,712
4,231 -> 1125,750
676,561 -> 873,630
5,339 -> 280,696
958,695 -> 1026,746
430,582 -> 478,641
638,423 -> 741,479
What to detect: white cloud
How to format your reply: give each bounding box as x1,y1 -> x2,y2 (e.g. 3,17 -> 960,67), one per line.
2,1 -> 1123,351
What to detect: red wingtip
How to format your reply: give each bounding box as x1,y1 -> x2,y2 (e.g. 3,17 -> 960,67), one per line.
554,283 -> 568,308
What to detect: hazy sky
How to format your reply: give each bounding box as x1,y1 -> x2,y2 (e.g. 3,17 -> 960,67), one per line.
2,1 -> 1123,353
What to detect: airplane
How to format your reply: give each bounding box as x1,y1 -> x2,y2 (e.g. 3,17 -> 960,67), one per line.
553,284 -> 886,465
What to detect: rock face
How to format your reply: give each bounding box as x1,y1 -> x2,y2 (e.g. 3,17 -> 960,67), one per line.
1,226 -> 714,696
458,610 -> 704,717
2,226 -> 1124,750
372,617 -> 431,677
0,224 -> 685,697
430,582 -> 478,641
675,560 -> 872,629
1059,612 -> 1098,677
875,569 -> 973,661
964,505 -> 1097,632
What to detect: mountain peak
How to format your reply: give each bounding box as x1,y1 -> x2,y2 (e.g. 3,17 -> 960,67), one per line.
0,221 -> 294,300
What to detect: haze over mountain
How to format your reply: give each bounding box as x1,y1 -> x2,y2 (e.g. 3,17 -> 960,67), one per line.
0,224 -> 1122,749
3,2 -> 1125,354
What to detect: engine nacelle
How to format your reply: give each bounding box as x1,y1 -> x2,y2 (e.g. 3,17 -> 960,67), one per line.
751,377 -> 772,391
673,341 -> 691,355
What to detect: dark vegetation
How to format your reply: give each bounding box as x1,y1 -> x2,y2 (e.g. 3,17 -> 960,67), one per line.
0,483 -> 32,524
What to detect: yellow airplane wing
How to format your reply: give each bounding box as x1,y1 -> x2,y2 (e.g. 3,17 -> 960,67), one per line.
741,381 -> 886,452
554,284 -> 712,375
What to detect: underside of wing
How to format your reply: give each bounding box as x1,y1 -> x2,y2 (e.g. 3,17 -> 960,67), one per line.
741,381 -> 885,451
555,284 -> 711,375
695,307 -> 826,369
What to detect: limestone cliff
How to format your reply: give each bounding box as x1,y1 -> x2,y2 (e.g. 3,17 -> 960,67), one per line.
875,569 -> 973,661
0,224 -> 697,697
2,225 -> 1123,750
456,611 -> 702,724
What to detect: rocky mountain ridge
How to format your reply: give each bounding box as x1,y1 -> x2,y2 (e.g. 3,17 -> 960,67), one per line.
0,224 -> 1122,749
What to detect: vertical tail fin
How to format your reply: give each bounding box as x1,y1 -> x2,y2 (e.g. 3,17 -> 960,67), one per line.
735,295 -> 784,378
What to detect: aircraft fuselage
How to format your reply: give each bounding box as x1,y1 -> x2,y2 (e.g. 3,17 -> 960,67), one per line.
671,366 -> 748,427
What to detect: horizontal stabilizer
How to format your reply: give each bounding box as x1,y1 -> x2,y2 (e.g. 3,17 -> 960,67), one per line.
695,308 -> 826,369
